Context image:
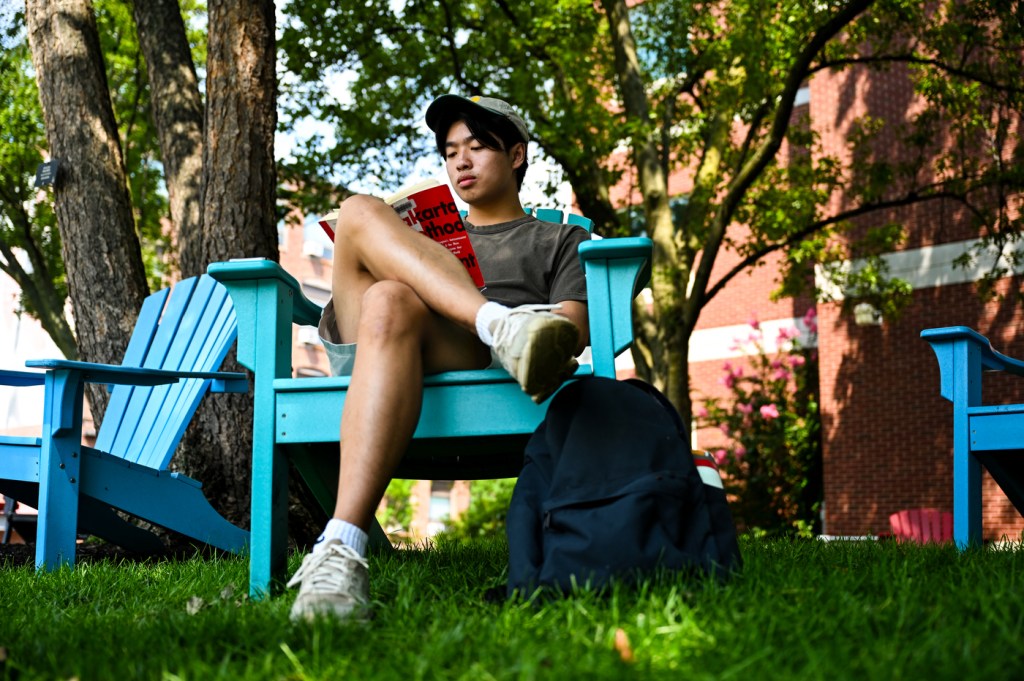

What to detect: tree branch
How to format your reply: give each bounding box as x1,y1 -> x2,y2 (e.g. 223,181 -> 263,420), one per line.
812,54 -> 1024,95
687,0 -> 875,318
702,187 -> 976,305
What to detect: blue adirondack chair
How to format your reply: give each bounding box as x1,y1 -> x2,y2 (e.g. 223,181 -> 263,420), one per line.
209,210 -> 652,598
922,326 -> 1024,549
0,275 -> 250,570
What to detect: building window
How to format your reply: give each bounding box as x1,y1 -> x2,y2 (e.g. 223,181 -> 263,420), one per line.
427,480 -> 453,535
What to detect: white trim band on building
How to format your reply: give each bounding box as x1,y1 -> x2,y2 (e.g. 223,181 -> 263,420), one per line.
815,236 -> 1024,301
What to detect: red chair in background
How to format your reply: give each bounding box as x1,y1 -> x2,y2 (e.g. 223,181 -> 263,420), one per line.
889,508 -> 953,544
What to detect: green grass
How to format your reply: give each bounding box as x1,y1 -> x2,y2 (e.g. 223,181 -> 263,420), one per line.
2,537 -> 1023,680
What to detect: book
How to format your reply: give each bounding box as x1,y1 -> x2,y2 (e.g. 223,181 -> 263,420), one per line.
317,179 -> 485,288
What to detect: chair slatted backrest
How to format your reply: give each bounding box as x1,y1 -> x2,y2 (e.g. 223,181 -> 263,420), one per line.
530,207 -> 594,232
462,207 -> 595,233
93,275 -> 238,470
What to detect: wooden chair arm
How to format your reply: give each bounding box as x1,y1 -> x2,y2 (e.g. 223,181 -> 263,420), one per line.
24,359 -> 248,392
921,326 -> 1024,403
208,259 -> 323,378
579,237 -> 653,377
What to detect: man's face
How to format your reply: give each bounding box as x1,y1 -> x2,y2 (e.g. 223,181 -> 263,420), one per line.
444,119 -> 522,206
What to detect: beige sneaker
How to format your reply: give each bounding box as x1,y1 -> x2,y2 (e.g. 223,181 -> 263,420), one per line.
490,304 -> 580,403
287,540 -> 370,622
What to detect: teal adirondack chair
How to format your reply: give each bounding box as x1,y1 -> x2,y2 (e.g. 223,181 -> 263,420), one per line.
0,275 -> 250,570
209,209 -> 652,598
922,326 -> 1024,549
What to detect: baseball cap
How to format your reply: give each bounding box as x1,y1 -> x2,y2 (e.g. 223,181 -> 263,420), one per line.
426,95 -> 530,144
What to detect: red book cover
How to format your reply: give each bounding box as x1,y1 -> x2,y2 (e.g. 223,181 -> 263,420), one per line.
317,179 -> 484,288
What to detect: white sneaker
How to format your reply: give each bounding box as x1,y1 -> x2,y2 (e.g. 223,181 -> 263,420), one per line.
490,304 -> 580,403
287,540 -> 370,622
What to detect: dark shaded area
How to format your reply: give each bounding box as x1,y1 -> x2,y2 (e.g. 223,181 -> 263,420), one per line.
0,533 -> 217,569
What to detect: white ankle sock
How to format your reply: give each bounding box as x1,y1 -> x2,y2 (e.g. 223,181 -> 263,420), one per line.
475,301 -> 509,346
314,518 -> 368,557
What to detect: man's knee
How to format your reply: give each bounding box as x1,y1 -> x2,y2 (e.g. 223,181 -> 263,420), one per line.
332,194 -> 389,244
357,281 -> 429,343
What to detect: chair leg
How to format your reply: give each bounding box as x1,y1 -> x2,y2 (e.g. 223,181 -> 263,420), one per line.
953,426 -> 982,549
249,439 -> 289,599
36,370 -> 85,570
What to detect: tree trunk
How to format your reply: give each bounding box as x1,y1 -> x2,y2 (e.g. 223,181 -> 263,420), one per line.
130,0 -> 206,279
201,0 -> 279,267
25,0 -> 149,421
171,0 -> 279,531
600,0 -> 691,417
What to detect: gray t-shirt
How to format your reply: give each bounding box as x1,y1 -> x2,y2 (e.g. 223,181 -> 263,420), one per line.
465,215 -> 590,307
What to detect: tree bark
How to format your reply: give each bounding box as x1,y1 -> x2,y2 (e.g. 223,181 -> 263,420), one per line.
130,0 -> 206,278
25,0 -> 149,420
171,0 -> 279,530
201,0 -> 279,267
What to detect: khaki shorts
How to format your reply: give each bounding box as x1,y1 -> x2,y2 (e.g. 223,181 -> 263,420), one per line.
318,299 -> 356,377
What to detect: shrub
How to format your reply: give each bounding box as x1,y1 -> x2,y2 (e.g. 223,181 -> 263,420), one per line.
697,308 -> 823,536
443,478 -> 517,540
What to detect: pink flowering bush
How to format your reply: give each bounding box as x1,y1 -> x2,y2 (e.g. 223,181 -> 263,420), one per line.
698,309 -> 822,537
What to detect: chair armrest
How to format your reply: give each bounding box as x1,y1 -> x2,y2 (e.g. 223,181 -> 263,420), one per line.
208,259 -> 322,326
579,237 -> 653,378
0,369 -> 45,387
24,359 -> 248,393
921,326 -> 1024,403
208,259 -> 323,377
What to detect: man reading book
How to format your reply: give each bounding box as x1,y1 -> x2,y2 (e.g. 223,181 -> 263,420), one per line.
287,95 -> 591,621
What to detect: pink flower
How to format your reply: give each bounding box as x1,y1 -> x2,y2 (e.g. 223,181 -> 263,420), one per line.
737,402 -> 754,415
802,307 -> 818,334
772,368 -> 791,381
734,445 -> 747,460
760,403 -> 780,420
748,314 -> 760,330
788,355 -> 806,367
713,449 -> 728,465
719,362 -> 743,388
719,423 -> 731,436
770,359 -> 784,370
695,405 -> 709,418
777,326 -> 799,342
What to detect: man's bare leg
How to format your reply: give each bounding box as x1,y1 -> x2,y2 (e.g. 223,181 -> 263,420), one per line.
331,281 -> 490,529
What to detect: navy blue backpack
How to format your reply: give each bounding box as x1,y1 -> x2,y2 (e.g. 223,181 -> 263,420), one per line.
506,377 -> 741,597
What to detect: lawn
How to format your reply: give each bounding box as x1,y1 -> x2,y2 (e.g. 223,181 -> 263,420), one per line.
1,536 -> 1022,680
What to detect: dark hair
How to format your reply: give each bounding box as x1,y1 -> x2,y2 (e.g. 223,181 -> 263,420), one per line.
435,110 -> 529,190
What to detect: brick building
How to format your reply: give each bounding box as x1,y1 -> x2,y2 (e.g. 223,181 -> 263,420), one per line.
809,63 -> 1024,539
663,64 -> 1024,540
